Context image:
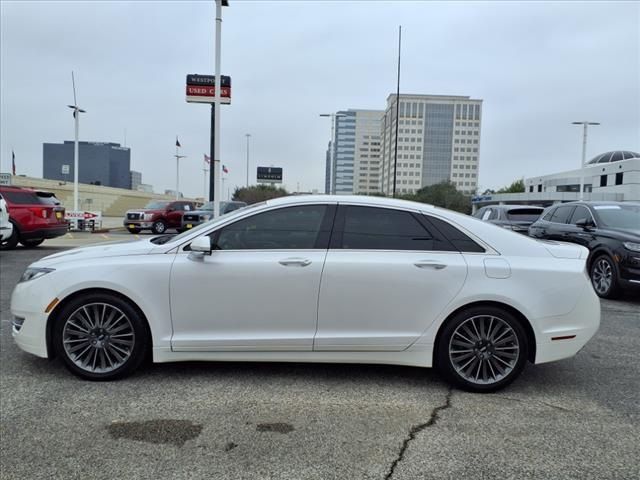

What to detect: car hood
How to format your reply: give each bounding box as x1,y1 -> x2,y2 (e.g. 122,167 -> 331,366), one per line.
125,208 -> 162,214
600,227 -> 640,242
34,238 -> 157,267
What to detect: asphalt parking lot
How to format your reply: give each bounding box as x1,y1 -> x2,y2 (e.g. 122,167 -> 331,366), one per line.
1,245 -> 638,480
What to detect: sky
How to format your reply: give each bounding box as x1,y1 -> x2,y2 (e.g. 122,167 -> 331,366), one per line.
1,0 -> 639,198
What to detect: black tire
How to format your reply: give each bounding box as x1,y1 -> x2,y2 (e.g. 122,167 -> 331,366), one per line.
19,238 -> 44,248
52,292 -> 150,381
128,228 -> 141,234
0,224 -> 19,250
176,228 -> 185,234
589,254 -> 620,299
151,220 -> 167,234
436,306 -> 528,393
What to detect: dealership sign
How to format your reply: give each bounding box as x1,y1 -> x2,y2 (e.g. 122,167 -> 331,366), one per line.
65,210 -> 103,221
186,74 -> 231,104
257,167 -> 283,183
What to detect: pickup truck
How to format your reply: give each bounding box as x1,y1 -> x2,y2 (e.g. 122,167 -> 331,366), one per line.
124,200 -> 198,234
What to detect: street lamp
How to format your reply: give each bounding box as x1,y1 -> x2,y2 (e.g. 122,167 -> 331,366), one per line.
212,0 -> 228,217
245,133 -> 251,187
320,113 -> 346,195
572,121 -> 600,201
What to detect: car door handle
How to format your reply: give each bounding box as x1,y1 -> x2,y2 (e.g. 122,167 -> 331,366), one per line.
279,258 -> 312,267
414,260 -> 447,270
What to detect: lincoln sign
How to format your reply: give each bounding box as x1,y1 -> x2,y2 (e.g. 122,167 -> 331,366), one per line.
186,74 -> 231,104
257,167 -> 283,183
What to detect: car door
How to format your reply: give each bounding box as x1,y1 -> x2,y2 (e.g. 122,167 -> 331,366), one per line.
169,203 -> 335,351
545,205 -> 576,240
564,205 -> 597,247
315,204 -> 468,351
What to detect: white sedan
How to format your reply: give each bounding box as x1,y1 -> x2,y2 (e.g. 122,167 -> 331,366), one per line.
11,195 -> 600,392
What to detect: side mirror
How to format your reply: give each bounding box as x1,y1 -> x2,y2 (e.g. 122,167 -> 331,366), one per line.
190,236 -> 212,255
575,218 -> 594,230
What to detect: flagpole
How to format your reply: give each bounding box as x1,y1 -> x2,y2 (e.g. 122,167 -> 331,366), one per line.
213,0 -> 222,219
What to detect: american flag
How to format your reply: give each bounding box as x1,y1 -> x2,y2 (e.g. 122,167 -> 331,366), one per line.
204,154 -> 211,164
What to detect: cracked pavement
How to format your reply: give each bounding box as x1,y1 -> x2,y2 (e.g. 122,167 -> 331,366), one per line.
1,248 -> 639,479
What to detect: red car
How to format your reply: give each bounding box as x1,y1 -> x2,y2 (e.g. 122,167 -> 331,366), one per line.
123,200 -> 198,234
0,186 -> 67,250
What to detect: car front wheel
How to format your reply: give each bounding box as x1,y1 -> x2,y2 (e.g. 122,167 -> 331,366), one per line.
151,220 -> 167,234
590,254 -> 620,299
53,293 -> 149,381
0,225 -> 19,250
436,306 -> 528,393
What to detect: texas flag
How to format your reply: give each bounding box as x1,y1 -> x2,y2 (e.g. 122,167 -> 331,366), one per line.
222,165 -> 229,174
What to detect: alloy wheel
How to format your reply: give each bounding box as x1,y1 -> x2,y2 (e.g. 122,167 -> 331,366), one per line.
449,315 -> 520,385
592,258 -> 613,295
62,303 -> 135,373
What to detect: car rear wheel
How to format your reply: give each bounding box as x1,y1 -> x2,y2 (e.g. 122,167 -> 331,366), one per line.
151,220 -> 167,234
20,238 -> 44,248
0,225 -> 19,250
53,293 -> 149,381
590,254 -> 620,299
436,306 -> 528,393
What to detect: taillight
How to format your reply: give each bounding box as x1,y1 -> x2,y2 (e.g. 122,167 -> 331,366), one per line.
29,207 -> 48,218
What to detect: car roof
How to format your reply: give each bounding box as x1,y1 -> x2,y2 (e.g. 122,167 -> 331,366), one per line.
554,201 -> 640,207
486,205 -> 544,210
265,194 -> 435,211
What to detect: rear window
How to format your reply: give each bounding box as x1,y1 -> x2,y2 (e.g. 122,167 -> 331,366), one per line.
506,208 -> 543,222
36,192 -> 61,205
423,215 -> 486,253
2,190 -> 40,205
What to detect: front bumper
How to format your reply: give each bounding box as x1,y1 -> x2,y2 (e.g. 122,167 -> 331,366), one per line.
11,280 -> 53,359
181,219 -> 204,230
124,220 -> 154,229
619,252 -> 640,291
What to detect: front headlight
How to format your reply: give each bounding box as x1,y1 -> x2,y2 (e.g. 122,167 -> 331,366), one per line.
20,267 -> 55,283
143,213 -> 154,221
623,242 -> 640,253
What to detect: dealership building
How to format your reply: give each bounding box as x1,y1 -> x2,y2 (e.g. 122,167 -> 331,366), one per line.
472,150 -> 640,212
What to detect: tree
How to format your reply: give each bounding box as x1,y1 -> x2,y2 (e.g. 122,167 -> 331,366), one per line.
232,185 -> 289,204
403,181 -> 472,214
496,178 -> 525,194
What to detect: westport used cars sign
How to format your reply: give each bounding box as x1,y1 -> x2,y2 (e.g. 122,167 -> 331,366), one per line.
186,74 -> 231,104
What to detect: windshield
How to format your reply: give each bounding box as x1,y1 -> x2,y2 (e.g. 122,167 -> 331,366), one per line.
199,202 -> 214,211
592,204 -> 640,229
144,201 -> 170,209
167,202 -> 266,244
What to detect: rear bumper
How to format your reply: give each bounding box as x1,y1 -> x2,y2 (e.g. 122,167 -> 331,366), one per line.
20,225 -> 67,240
534,282 -> 600,364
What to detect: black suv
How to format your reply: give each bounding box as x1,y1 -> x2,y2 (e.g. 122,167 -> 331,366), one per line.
529,201 -> 640,298
473,205 -> 544,234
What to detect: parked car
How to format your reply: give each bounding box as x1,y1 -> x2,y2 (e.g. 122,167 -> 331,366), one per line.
124,200 -> 198,234
12,195 -> 600,392
0,186 -> 67,250
473,205 -> 544,234
0,194 -> 13,242
181,200 -> 248,230
529,201 -> 640,298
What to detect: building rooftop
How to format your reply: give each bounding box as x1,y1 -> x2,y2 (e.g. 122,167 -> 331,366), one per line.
587,150 -> 639,164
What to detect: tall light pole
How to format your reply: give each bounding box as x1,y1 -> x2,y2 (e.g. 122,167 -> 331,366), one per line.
212,0 -> 227,217
245,133 -> 251,187
572,121 -> 600,201
320,113 -> 346,194
67,71 -> 85,225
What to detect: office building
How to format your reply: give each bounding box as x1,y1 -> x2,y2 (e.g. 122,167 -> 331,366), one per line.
379,94 -> 483,195
130,170 -> 142,191
327,109 -> 383,195
43,141 -> 131,189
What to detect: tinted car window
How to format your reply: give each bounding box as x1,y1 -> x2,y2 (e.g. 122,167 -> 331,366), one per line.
2,190 -> 40,204
569,206 -> 593,225
506,208 -> 543,222
217,205 -> 327,250
337,206 -> 434,250
481,209 -> 492,221
425,216 -> 485,253
549,206 -> 575,224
